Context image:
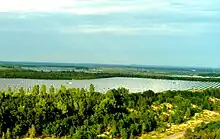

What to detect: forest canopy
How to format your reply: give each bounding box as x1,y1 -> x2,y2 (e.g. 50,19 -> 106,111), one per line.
0,85 -> 220,138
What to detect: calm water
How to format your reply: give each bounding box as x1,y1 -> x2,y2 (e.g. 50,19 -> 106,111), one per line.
0,77 -> 220,93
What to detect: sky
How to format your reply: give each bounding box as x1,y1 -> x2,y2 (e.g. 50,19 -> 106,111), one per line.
0,0 -> 220,68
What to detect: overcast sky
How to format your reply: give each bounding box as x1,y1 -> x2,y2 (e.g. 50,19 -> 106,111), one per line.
0,0 -> 220,68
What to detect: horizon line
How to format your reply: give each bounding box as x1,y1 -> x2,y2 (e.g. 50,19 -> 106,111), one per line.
0,60 -> 219,69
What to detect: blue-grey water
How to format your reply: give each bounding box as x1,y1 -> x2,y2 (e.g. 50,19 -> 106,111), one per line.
0,77 -> 220,93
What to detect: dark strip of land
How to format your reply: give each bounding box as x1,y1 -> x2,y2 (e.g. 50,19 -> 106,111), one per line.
0,68 -> 220,82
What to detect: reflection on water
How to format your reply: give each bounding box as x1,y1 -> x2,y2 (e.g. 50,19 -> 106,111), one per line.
0,77 -> 220,93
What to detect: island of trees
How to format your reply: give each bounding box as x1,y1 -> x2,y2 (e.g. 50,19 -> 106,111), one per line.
0,85 -> 219,138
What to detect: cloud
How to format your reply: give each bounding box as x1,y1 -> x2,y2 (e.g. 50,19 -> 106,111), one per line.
0,0 -> 76,13
0,23 -> 185,35
65,5 -> 145,15
15,14 -> 28,19
60,23 -> 206,35
65,25 -> 141,35
1,0 -> 219,15
0,0 -> 219,36
0,0 -> 145,14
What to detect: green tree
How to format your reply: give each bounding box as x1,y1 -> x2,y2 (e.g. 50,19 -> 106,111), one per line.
6,129 -> 10,139
49,85 -> 55,94
185,108 -> 191,119
142,123 -> 146,134
41,84 -> 47,95
2,132 -> 5,139
129,133 -> 134,139
28,125 -> 36,138
120,128 -> 128,139
18,87 -> 24,94
89,84 -> 95,93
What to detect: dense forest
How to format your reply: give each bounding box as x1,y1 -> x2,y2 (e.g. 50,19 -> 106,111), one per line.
0,69 -> 115,80
184,121 -> 220,139
0,85 -> 220,138
1,68 -> 220,82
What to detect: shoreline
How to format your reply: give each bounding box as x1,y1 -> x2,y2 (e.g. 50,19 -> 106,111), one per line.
1,74 -> 220,82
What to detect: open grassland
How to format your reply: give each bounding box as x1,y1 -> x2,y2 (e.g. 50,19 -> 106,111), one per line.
0,66 -> 10,70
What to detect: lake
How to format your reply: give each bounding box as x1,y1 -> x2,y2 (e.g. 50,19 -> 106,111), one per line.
0,77 -> 220,92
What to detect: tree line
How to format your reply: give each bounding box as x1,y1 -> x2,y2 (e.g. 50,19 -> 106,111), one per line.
1,68 -> 220,82
0,85 -> 220,138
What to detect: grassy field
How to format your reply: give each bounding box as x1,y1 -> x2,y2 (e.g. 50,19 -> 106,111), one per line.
0,66 -> 10,70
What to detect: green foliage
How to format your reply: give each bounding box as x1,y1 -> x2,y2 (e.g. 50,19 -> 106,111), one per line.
89,84 -> 95,93
0,86 -> 219,138
28,125 -> 36,138
6,128 -> 11,139
2,132 -> 5,139
185,108 -> 191,119
184,121 -> 220,139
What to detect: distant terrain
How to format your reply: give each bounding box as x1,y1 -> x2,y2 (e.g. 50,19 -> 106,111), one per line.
1,61 -> 220,139
0,61 -> 220,82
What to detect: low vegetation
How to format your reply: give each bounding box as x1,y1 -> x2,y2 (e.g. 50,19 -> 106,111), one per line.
0,66 -> 11,70
198,73 -> 220,77
142,110 -> 220,139
0,85 -> 220,138
184,121 -> 220,139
